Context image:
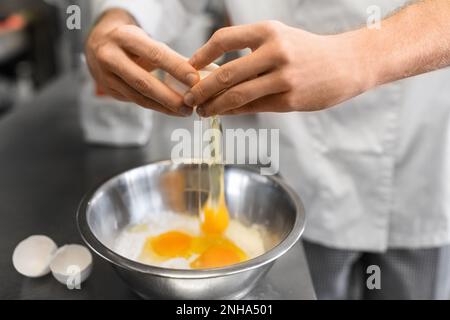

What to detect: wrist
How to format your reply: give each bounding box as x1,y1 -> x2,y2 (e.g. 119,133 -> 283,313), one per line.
331,27 -> 386,99
320,30 -> 374,103
344,27 -> 389,91
97,8 -> 137,27
90,9 -> 137,43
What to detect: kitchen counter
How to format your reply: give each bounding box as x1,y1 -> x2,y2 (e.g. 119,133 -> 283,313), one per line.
0,72 -> 316,300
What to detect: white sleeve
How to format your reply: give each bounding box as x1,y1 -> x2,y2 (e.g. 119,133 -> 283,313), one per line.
91,0 -> 189,43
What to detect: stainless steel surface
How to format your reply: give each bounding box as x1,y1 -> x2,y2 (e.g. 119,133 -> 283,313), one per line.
78,161 -> 305,299
0,72 -> 316,299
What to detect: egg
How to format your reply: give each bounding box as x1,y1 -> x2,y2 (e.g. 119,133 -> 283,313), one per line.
201,196 -> 230,235
164,63 -> 218,96
161,63 -> 244,268
49,244 -> 93,286
141,231 -> 247,269
191,243 -> 245,269
120,62 -> 260,269
12,235 -> 93,285
114,211 -> 265,270
147,231 -> 193,258
12,235 -> 57,277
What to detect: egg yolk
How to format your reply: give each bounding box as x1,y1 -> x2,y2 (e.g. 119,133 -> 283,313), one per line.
140,230 -> 248,269
149,231 -> 193,258
201,197 -> 229,235
138,191 -> 248,269
190,243 -> 246,269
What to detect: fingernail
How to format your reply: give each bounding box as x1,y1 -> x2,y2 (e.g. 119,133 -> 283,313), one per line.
186,73 -> 198,86
197,106 -> 206,117
184,92 -> 195,107
179,106 -> 192,117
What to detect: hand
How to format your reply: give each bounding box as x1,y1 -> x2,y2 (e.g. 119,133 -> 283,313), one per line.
185,21 -> 368,116
85,9 -> 199,116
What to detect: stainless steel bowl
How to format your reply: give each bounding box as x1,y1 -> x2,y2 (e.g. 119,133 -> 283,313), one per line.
77,161 -> 305,299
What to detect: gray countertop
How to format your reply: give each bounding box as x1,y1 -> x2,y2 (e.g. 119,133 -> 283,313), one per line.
0,72 -> 316,300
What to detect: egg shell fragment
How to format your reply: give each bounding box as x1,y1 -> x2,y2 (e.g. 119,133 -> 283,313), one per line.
164,63 -> 219,96
12,235 -> 57,277
49,244 -> 93,286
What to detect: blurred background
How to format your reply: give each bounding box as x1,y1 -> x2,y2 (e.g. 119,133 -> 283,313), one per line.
0,0 -> 89,116
0,0 -> 225,120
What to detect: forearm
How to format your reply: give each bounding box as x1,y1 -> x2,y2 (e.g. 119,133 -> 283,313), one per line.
354,0 -> 450,90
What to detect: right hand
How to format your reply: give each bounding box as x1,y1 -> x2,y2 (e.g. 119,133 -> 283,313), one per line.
85,9 -> 199,116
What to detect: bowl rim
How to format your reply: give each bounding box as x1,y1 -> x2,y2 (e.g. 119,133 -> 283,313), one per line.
77,160 -> 305,279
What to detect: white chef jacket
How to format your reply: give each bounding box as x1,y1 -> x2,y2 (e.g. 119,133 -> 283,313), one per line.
93,0 -> 450,252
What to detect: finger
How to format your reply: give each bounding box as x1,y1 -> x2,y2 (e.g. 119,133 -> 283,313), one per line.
106,73 -> 188,117
108,89 -> 128,101
117,27 -> 199,86
130,54 -> 155,72
185,48 -> 274,107
103,49 -> 190,114
189,25 -> 266,70
220,93 -> 292,115
95,79 -> 125,100
197,72 -> 289,117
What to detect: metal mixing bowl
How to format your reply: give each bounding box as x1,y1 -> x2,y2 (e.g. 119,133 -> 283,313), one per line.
77,161 -> 305,299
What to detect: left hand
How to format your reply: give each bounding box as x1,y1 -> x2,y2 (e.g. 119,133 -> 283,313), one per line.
185,21 -> 369,117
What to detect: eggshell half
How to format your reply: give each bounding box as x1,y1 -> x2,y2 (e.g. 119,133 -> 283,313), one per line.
164,63 -> 219,96
12,235 -> 57,277
49,244 -> 93,286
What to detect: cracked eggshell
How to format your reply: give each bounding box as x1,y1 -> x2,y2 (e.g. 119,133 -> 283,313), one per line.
164,63 -> 219,96
12,235 -> 57,277
49,244 -> 93,286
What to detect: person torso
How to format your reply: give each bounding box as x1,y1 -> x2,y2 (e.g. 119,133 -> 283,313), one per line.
224,0 -> 450,251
